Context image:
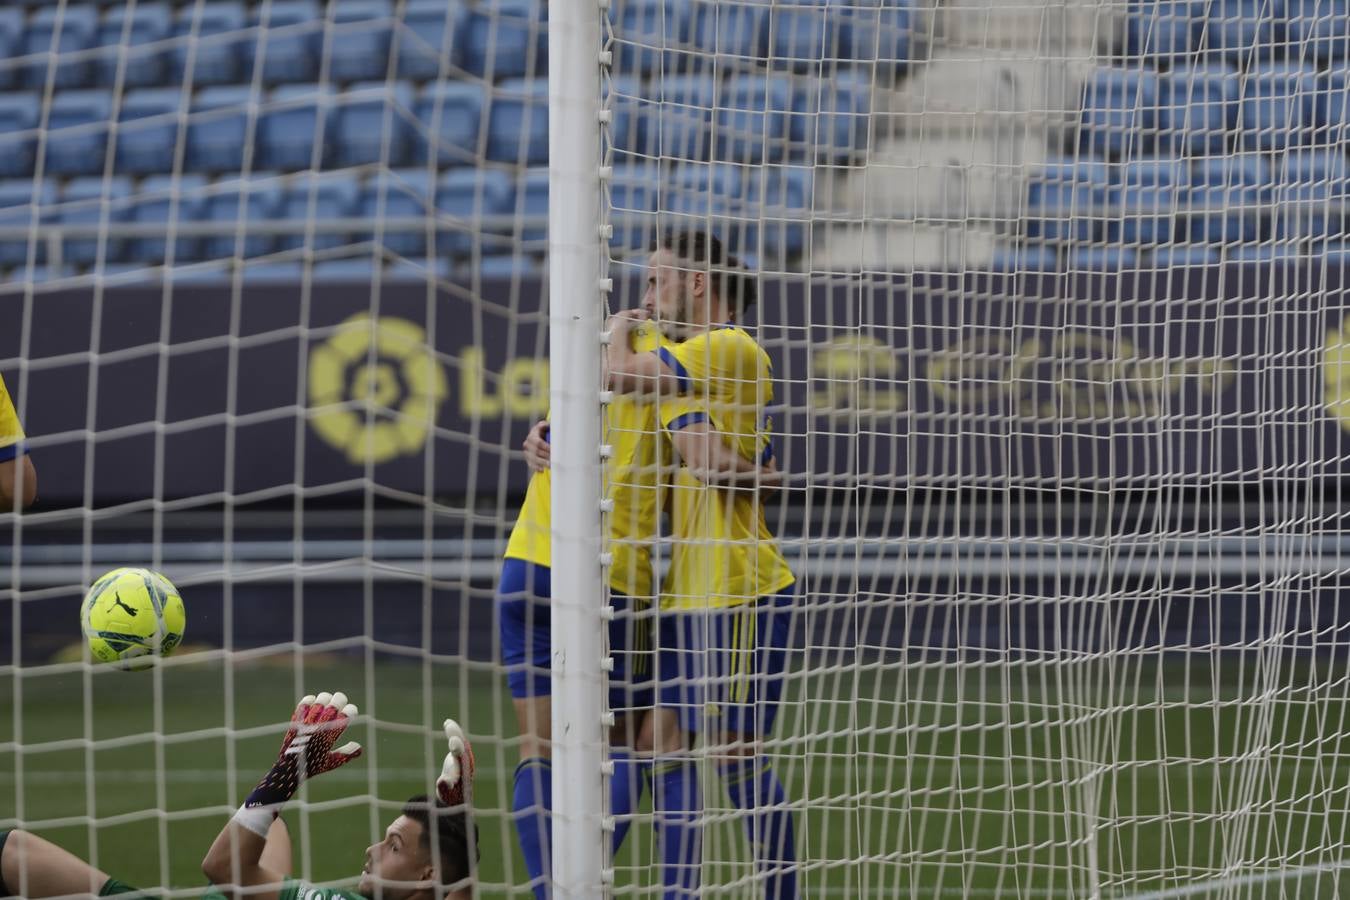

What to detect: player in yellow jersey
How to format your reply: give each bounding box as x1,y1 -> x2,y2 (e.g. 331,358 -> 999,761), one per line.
0,371 -> 37,509
608,230 -> 799,899
500,298 -> 778,899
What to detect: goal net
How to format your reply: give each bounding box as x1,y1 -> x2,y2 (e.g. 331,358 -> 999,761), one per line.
2,0 -> 1350,898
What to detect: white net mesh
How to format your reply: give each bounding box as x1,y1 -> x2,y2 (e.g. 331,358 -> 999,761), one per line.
4,0 -> 1350,898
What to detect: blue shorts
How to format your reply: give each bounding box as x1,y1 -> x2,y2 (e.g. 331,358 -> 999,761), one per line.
496,558 -> 654,709
656,587 -> 798,737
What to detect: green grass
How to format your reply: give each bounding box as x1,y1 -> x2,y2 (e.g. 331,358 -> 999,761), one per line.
5,651 -> 1350,899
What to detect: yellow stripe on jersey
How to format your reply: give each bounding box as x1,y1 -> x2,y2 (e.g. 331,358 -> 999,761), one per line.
657,327 -> 795,610
0,372 -> 26,463
503,322 -> 671,599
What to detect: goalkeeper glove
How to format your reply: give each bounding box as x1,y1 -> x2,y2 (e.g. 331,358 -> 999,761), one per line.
234,691 -> 363,836
435,718 -> 475,809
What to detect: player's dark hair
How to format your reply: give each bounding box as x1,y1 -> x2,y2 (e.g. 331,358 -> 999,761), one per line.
402,795 -> 477,892
658,228 -> 758,318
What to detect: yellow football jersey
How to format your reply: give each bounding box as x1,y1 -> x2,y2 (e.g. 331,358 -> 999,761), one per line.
656,326 -> 796,610
503,324 -> 669,598
0,372 -> 26,463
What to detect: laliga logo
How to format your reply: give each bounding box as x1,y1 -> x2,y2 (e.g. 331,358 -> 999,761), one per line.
308,314 -> 448,465
1324,315 -> 1350,431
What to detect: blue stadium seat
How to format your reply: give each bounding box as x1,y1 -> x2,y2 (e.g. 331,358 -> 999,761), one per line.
1186,155 -> 1270,243
610,162 -> 659,250
1238,63 -> 1319,152
258,84 -> 334,170
651,74 -> 715,160
0,179 -> 55,266
1319,242 -> 1350,265
45,90 -> 111,176
612,0 -> 693,77
242,260 -> 306,282
276,173 -> 360,252
385,257 -> 452,280
455,0 -> 548,79
487,78 -> 549,164
170,3 -> 246,86
1314,70 -> 1350,144
0,94 -> 40,178
1204,0 -> 1282,62
57,176 -> 133,265
1024,158 -> 1113,243
791,70 -> 871,163
1069,246 -> 1138,270
311,257 -> 380,281
116,87 -> 183,175
990,242 -> 1060,272
398,0 -> 462,80
329,1 -> 394,83
478,254 -> 541,278
359,169 -> 436,257
437,167 -> 513,253
752,164 -> 812,256
663,162 -> 748,249
200,175 -> 284,260
1127,0 -> 1202,62
767,2 -> 849,73
1150,244 -> 1221,266
840,1 -> 913,70
608,77 -> 648,156
687,1 -> 767,61
717,75 -> 792,164
1080,68 -> 1160,159
95,3 -> 171,88
246,0 -> 322,84
1113,156 -> 1189,245
333,82 -> 416,168
1229,242 -> 1300,263
188,86 -> 256,173
414,81 -> 485,166
1160,63 -> 1239,155
126,174 -> 209,263
0,9 -> 24,89
508,167 -> 550,246
1273,149 -> 1348,241
22,5 -> 99,88
1285,0 -> 1350,64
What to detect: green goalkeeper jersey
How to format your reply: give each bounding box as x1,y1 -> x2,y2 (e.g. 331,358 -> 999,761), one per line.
199,880 -> 365,900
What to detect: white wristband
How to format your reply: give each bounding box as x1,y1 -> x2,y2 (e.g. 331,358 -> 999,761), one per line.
233,804 -> 278,838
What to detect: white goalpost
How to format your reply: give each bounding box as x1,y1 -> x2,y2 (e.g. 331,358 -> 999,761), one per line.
2,0 -> 1350,899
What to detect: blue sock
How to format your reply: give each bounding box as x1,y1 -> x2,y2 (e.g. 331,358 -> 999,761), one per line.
512,757 -> 553,900
722,757 -> 797,900
652,759 -> 701,899
610,749 -> 648,855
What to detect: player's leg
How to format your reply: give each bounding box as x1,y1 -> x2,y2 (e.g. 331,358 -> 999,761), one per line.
0,829 -> 118,899
636,609 -> 708,900
497,558 -> 555,900
710,589 -> 799,900
606,592 -> 655,854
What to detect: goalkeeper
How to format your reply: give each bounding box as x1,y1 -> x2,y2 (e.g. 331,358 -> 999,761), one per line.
0,693 -> 477,900
0,371 -> 36,509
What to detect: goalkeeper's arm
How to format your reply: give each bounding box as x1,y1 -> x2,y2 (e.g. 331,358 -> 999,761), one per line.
202,692 -> 362,900
0,454 -> 36,509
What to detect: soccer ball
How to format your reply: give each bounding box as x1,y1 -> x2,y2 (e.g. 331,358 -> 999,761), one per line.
80,568 -> 186,670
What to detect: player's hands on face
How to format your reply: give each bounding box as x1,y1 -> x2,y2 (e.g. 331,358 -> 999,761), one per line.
523,420 -> 550,472
607,308 -> 649,341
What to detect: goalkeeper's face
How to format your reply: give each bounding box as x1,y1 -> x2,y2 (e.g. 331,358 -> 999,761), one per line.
359,814 -> 436,900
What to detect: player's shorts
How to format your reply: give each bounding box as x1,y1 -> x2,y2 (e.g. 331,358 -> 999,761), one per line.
656,586 -> 798,737
496,557 -> 654,709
